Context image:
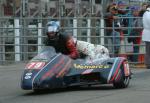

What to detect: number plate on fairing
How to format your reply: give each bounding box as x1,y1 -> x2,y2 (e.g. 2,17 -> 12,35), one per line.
25,62 -> 46,70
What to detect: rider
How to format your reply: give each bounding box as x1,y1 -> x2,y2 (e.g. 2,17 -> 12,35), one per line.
44,20 -> 79,59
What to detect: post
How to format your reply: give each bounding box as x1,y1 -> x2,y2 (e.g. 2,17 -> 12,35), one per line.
38,22 -> 42,53
73,18 -> 77,38
100,19 -> 104,45
14,19 -> 21,61
87,19 -> 91,43
100,0 -> 104,45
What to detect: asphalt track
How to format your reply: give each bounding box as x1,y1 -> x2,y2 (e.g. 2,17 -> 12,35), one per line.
0,63 -> 150,103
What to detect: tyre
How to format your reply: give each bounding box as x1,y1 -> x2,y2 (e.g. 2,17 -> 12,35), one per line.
113,76 -> 130,88
113,62 -> 130,88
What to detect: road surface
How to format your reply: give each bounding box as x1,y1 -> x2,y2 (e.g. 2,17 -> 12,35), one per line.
0,63 -> 150,103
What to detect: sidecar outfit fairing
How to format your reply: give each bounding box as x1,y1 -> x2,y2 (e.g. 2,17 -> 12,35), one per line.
21,46 -> 131,91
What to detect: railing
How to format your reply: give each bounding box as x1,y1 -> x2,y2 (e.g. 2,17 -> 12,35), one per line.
0,16 -> 145,66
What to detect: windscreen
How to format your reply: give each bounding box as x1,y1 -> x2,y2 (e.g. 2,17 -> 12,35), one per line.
31,46 -> 57,62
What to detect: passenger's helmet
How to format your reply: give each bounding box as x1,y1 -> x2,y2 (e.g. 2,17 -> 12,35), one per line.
46,21 -> 60,40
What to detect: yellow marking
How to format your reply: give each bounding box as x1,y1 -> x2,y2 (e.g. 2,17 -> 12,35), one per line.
74,64 -> 110,69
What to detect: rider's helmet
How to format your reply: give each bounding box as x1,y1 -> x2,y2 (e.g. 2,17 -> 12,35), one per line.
46,21 -> 60,40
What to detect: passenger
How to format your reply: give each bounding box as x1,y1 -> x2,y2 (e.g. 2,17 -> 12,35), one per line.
74,39 -> 110,60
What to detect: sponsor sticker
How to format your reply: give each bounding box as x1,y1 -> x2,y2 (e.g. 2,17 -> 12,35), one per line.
73,64 -> 110,69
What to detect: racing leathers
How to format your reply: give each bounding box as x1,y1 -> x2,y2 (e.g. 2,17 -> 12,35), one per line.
74,39 -> 110,60
45,32 -> 79,59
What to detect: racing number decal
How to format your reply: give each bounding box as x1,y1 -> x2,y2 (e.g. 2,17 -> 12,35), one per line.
34,62 -> 45,69
124,62 -> 130,76
25,73 -> 32,79
26,62 -> 45,69
26,62 -> 35,69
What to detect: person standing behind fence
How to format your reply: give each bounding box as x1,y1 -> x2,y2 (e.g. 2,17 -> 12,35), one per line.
117,1 -> 128,15
139,3 -> 148,17
142,4 -> 150,69
117,1 -> 129,33
105,5 -> 121,56
128,6 -> 143,63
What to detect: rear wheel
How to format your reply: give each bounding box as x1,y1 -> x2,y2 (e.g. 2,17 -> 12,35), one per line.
113,76 -> 130,88
113,62 -> 131,88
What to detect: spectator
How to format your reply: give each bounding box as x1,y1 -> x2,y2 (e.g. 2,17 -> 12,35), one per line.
139,3 -> 147,17
117,1 -> 128,15
128,5 -> 143,62
117,1 -> 129,33
142,4 -> 150,69
105,5 -> 121,56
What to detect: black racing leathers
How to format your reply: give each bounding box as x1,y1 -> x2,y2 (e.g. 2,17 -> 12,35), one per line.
44,33 -> 79,59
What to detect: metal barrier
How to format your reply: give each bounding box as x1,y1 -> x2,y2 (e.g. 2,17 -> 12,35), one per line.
0,16 -> 145,66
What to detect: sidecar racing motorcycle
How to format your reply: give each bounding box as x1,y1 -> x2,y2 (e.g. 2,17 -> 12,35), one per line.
21,46 -> 131,91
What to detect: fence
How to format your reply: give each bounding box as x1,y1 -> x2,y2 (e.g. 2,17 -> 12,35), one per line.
0,16 -> 145,66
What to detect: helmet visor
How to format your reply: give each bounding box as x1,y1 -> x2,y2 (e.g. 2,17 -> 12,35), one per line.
47,26 -> 57,32
47,26 -> 58,39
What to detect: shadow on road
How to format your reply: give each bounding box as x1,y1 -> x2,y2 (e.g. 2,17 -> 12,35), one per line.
22,84 -> 123,96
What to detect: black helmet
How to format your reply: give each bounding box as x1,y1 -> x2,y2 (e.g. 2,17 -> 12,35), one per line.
46,21 -> 60,40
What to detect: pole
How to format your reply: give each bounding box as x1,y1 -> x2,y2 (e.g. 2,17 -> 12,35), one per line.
73,18 -> 77,38
87,19 -> 91,43
38,22 -> 42,53
14,19 -> 21,61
